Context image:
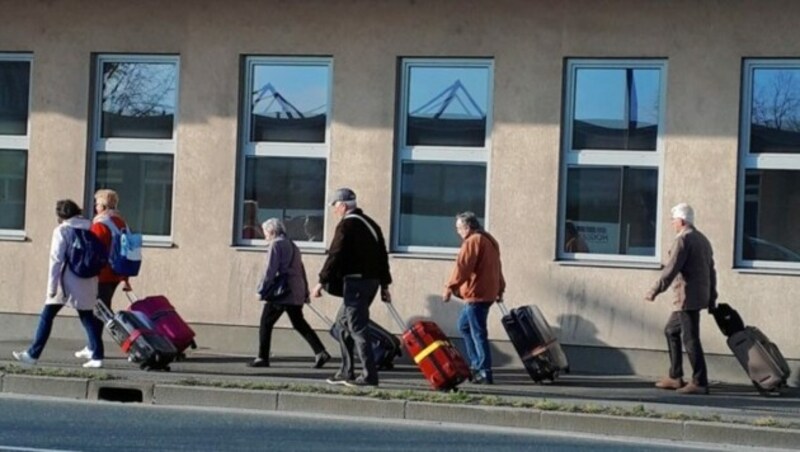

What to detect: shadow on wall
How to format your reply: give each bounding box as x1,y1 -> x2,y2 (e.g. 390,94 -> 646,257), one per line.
553,314 -> 634,376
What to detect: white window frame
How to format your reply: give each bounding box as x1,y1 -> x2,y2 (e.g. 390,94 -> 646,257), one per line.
558,59 -> 667,263
238,56 -> 333,249
736,59 -> 800,271
0,53 -> 32,239
393,58 -> 494,254
91,54 -> 180,243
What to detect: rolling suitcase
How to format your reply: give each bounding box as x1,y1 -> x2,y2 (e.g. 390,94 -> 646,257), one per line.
126,289 -> 197,356
387,304 -> 471,391
498,303 -> 569,383
711,303 -> 790,394
94,300 -> 177,371
307,303 -> 401,370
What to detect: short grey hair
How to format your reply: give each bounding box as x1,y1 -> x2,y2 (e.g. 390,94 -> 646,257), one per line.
455,211 -> 482,231
341,200 -> 357,210
261,218 -> 286,236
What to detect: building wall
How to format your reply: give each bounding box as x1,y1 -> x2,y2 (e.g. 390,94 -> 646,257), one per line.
1,0 -> 798,367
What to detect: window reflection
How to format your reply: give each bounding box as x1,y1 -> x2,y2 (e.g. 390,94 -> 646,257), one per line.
565,167 -> 657,255
406,66 -> 489,147
750,69 -> 800,154
101,62 -> 178,139
399,162 -> 486,247
0,149 -> 26,229
742,169 -> 800,261
0,61 -> 30,136
251,64 -> 329,143
243,157 -> 326,242
573,68 -> 660,151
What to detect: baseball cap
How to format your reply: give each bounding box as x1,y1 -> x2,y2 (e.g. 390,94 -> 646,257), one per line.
328,187 -> 356,206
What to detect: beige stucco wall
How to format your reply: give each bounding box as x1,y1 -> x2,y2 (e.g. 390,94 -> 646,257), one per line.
0,0 -> 798,362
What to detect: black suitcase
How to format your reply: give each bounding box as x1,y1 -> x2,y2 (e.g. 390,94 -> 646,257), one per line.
499,303 -> 569,383
710,303 -> 745,337
94,301 -> 177,371
307,304 -> 401,370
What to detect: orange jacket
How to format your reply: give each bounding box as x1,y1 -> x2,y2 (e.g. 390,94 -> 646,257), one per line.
90,213 -> 128,284
446,231 -> 505,303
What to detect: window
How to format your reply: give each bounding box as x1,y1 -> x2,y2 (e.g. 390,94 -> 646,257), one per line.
238,57 -> 331,245
559,60 -> 666,261
737,60 -> 800,269
395,59 -> 493,251
0,54 -> 31,236
91,55 -> 179,239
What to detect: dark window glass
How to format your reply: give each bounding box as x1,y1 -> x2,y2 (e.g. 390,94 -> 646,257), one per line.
399,162 -> 486,247
572,68 -> 660,151
251,64 -> 328,143
101,62 -> 177,139
95,153 -> 173,235
750,68 -> 800,154
243,157 -> 326,242
0,149 -> 27,229
742,169 -> 800,262
565,166 -> 657,255
0,61 -> 30,136
406,66 -> 489,147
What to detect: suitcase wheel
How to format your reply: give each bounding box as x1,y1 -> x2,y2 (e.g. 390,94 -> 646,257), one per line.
190,340 -> 198,349
381,362 -> 394,371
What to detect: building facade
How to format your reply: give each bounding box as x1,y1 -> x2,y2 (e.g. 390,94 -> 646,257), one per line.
1,0 -> 797,382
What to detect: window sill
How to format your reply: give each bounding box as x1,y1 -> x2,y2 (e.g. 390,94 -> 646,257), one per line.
555,260 -> 662,270
390,252 -> 456,262
142,239 -> 175,249
0,232 -> 27,242
231,245 -> 328,255
735,267 -> 800,277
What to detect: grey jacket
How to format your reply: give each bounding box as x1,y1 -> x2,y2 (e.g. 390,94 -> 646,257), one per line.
258,236 -> 309,306
647,226 -> 718,311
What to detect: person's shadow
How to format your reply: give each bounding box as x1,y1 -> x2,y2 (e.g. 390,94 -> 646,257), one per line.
553,313 -> 634,378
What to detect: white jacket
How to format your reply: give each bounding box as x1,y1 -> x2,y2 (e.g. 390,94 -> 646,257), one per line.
46,217 -> 98,310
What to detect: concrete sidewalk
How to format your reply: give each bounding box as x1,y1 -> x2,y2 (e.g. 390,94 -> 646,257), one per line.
1,335 -> 799,450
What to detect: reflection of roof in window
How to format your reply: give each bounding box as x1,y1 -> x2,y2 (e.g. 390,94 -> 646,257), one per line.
410,80 -> 485,119
252,83 -> 325,119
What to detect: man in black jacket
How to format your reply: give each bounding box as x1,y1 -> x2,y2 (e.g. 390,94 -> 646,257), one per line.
312,188 -> 392,387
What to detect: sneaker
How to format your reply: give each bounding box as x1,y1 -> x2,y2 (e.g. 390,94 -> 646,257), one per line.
12,350 -> 37,365
247,358 -> 270,368
74,346 -> 93,360
82,359 -> 103,369
676,382 -> 709,395
313,351 -> 331,369
654,376 -> 686,390
326,373 -> 353,385
343,376 -> 378,388
472,371 -> 494,385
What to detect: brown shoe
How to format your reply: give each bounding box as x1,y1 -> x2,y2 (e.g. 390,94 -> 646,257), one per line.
676,383 -> 709,395
654,376 -> 686,390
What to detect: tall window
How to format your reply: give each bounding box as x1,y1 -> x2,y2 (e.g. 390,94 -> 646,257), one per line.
238,57 -> 331,245
737,60 -> 800,269
0,54 -> 31,236
91,55 -> 179,239
395,59 -> 493,251
559,60 -> 666,261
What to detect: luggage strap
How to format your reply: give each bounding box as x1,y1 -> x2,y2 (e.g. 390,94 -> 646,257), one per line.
522,341 -> 554,360
413,340 -> 447,364
121,329 -> 146,353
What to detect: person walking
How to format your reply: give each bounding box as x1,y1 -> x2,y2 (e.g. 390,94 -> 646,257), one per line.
74,188 -> 130,361
312,188 -> 392,387
13,199 -> 105,368
645,203 -> 717,395
250,218 -> 330,368
443,211 -> 505,385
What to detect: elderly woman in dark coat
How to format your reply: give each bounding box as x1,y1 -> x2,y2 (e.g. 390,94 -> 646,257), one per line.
250,218 -> 330,368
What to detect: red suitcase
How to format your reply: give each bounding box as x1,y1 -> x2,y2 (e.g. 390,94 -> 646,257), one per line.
126,290 -> 197,355
387,304 -> 470,391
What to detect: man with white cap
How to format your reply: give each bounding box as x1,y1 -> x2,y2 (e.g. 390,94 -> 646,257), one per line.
645,203 -> 717,395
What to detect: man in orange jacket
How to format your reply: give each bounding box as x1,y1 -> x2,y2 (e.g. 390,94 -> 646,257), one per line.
443,211 -> 505,384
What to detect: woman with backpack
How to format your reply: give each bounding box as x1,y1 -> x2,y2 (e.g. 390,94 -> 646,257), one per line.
12,199 -> 105,368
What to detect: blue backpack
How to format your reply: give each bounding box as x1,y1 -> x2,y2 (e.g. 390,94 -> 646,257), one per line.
101,218 -> 142,277
64,227 -> 108,278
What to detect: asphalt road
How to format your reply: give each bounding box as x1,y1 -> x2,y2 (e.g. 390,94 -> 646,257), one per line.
0,394 -> 760,452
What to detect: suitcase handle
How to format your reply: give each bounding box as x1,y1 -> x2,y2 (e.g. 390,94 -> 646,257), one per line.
385,303 -> 407,331
497,300 -> 510,317
305,303 -> 334,328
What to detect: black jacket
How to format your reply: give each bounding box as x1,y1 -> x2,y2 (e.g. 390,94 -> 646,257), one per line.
318,208 -> 392,289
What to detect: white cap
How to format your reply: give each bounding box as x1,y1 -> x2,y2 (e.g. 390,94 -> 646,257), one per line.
671,203 -> 694,224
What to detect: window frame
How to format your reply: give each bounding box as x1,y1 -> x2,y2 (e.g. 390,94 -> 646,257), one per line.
558,59 -> 668,263
90,54 -> 180,243
393,58 -> 494,254
736,59 -> 800,271
237,56 -> 333,248
0,53 -> 33,239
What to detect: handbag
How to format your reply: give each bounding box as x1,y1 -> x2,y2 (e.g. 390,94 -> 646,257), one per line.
259,242 -> 294,302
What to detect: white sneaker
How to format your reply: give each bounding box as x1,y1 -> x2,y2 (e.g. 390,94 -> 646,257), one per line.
82,359 -> 103,369
12,350 -> 37,365
74,346 -> 93,359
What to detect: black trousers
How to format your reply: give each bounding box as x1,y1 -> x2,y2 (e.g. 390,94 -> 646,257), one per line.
335,278 -> 380,383
664,310 -> 708,386
98,281 -> 120,309
258,303 -> 325,360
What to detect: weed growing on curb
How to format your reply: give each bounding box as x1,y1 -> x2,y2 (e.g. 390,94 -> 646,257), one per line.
0,364 -> 114,380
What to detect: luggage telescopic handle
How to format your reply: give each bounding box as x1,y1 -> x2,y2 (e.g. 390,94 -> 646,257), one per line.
497,300 -> 510,317
305,303 -> 334,328
385,303 -> 408,331
124,289 -> 139,305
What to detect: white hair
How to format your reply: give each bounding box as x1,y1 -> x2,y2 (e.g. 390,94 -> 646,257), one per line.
671,203 -> 694,224
261,218 -> 286,236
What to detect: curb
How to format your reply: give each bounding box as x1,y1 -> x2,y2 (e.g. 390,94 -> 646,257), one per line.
3,374 -> 800,449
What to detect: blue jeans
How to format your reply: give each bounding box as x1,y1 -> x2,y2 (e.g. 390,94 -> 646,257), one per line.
457,302 -> 492,377
28,304 -> 104,360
